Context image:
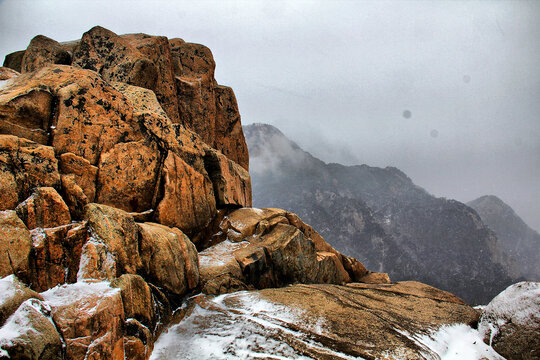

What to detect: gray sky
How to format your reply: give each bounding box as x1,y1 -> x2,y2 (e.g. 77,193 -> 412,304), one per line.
1,0 -> 539,231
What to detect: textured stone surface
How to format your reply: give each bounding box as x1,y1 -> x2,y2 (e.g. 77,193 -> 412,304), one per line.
73,26 -> 179,123
96,141 -> 161,213
0,298 -> 62,360
84,203 -> 142,276
3,51 -> 25,73
0,275 -> 42,327
59,152 -> 98,203
0,67 -> 19,81
199,208 -> 369,294
203,147 -> 251,207
21,35 -> 72,73
15,187 -> 71,229
0,135 -> 60,210
0,211 -> 32,279
138,222 -> 199,296
29,222 -> 87,292
111,274 -> 155,329
154,151 -> 216,235
153,281 -> 479,360
479,281 -> 540,360
42,282 -> 125,360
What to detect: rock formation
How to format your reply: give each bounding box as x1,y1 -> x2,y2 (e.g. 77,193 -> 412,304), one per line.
244,123 -> 519,304
0,27 -> 512,359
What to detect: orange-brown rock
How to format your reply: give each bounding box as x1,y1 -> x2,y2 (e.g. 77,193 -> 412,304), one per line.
59,152 -> 98,202
29,222 -> 87,292
21,35 -> 72,73
2,50 -> 25,73
169,39 -> 249,170
42,282 -> 125,360
0,135 -> 60,210
123,318 -> 153,360
198,208 -> 363,294
138,222 -> 199,296
0,275 -> 43,326
0,210 -> 32,279
111,275 -> 155,329
83,204 -> 141,278
155,151 -> 216,235
111,81 -> 206,172
0,65 -> 142,164
72,26 -> 179,123
358,271 -> 392,284
15,187 -> 71,229
120,33 -> 180,123
214,85 -> 249,170
203,147 -> 252,207
161,282 -> 478,359
61,174 -> 89,219
96,141 -> 161,213
0,298 -> 63,359
0,67 -> 19,81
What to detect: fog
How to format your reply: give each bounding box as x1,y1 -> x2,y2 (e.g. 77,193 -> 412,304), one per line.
1,0 -> 539,231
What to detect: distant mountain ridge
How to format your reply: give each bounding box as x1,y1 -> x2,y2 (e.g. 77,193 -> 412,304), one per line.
245,123 -> 520,304
468,195 -> 540,281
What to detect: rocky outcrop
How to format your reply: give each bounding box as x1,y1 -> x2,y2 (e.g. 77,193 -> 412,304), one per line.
199,207 -> 370,294
479,281 -> 540,359
16,187 -> 71,229
152,281 -> 479,359
245,123 -> 518,304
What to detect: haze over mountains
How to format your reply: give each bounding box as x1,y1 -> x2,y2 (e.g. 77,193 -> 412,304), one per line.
244,123 -> 535,304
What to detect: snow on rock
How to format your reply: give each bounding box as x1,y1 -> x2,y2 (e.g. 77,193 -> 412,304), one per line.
478,281 -> 540,359
415,324 -> 505,360
41,281 -> 125,360
0,298 -> 62,359
0,275 -> 42,327
150,291 -> 356,360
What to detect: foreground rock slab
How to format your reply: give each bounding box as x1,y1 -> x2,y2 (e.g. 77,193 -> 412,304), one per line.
152,281 -> 479,360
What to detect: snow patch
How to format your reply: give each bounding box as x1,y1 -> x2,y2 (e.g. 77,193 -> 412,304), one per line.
0,79 -> 12,90
415,324 -> 505,360
41,281 -> 119,314
0,275 -> 22,305
199,240 -> 250,267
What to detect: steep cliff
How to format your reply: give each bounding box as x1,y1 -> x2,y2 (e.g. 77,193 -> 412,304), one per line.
245,123 -> 519,304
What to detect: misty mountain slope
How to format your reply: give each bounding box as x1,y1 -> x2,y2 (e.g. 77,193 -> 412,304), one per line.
244,123 -> 518,304
468,195 -> 540,281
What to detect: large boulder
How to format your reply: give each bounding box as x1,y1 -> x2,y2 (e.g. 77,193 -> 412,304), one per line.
0,298 -> 63,359
151,281 -> 479,359
198,208 -> 369,294
0,136 -> 60,210
479,281 -> 540,359
0,211 -> 31,279
0,275 -> 42,326
138,222 -> 199,296
154,151 -> 216,236
21,35 -> 72,73
15,187 -> 71,229
83,204 -> 141,277
41,281 -> 125,360
72,26 -> 180,123
28,222 -> 88,292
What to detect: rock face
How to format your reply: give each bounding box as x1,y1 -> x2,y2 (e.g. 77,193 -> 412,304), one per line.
151,281 -> 479,360
479,281 -> 540,360
198,207 -> 370,295
244,123 -> 519,304
468,195 -> 540,281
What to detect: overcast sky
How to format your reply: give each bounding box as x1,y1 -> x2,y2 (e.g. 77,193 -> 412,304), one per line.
1,0 -> 539,231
